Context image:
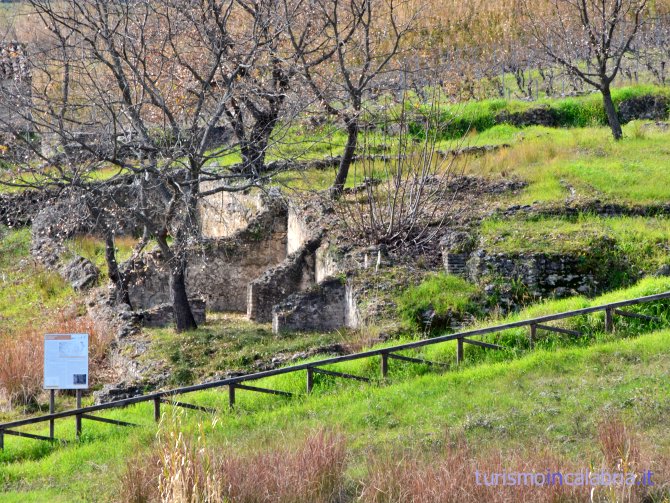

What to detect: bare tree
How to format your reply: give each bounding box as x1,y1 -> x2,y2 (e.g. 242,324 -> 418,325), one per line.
284,0 -> 414,197
0,0 -> 308,331
333,93 -> 462,252
524,0 -> 648,140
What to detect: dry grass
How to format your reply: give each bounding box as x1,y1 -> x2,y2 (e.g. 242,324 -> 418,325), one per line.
360,442 -> 589,503
121,427 -> 348,503
0,311 -> 114,409
120,417 -> 669,503
360,420 -> 668,503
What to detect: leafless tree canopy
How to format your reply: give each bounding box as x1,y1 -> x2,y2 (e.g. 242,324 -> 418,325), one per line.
524,0 -> 648,139
285,0 -> 414,196
0,0 -> 333,331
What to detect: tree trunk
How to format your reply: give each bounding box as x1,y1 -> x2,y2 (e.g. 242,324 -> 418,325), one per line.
331,119 -> 359,197
105,232 -> 131,308
157,234 -> 198,332
240,137 -> 267,177
602,86 -> 623,140
170,258 -> 198,332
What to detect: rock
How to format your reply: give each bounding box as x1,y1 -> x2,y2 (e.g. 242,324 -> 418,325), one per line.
438,144 -> 510,158
137,298 -> 207,328
94,382 -> 145,404
60,256 -> 100,291
495,106 -> 559,127
618,95 -> 669,123
656,264 -> 670,277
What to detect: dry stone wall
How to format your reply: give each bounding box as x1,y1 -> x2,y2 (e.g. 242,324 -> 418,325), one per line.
198,185 -> 265,239
463,249 -> 614,299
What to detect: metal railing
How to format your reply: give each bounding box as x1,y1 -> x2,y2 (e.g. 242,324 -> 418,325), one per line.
1,290 -> 668,451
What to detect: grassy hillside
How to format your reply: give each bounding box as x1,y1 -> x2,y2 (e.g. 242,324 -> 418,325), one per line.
2,325 -> 670,501
1,84 -> 670,501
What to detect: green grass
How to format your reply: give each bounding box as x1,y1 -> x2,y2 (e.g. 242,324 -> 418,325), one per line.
3,320 -> 670,501
396,273 -> 479,328
144,313 -> 350,385
423,85 -> 669,139
480,214 -> 670,273
0,227 -> 75,333
464,122 -> 670,205
64,235 -> 137,280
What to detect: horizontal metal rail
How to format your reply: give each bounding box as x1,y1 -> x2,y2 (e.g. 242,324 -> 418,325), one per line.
535,323 -> 581,337
1,290 -> 668,445
387,353 -> 447,366
80,414 -> 137,428
311,367 -> 371,382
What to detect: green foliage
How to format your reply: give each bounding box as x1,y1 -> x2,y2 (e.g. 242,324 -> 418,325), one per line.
414,85 -> 670,140
397,273 -> 479,328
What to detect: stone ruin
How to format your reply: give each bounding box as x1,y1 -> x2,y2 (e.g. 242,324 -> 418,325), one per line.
121,189 -> 362,333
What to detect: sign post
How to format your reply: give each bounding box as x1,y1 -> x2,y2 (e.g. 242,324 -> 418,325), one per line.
44,333 -> 89,439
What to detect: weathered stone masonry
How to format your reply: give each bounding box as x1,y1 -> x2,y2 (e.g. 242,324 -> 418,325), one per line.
125,202 -> 288,312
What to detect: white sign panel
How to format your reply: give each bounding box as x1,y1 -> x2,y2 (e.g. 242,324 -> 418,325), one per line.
44,333 -> 89,390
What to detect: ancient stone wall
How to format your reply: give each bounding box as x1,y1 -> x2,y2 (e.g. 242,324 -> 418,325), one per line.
125,202 -> 288,312
315,240 -> 346,283
247,237 -> 321,322
466,250 -> 603,298
198,185 -> 265,238
272,278 -> 359,334
287,205 -> 312,254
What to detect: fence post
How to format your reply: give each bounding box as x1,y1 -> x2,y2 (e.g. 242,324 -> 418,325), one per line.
75,390 -> 82,440
306,368 -> 314,394
0,429 -> 4,451
229,385 -> 236,409
456,338 -> 464,364
605,308 -> 614,333
381,353 -> 389,378
529,324 -> 536,349
153,397 -> 161,422
49,389 -> 55,439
